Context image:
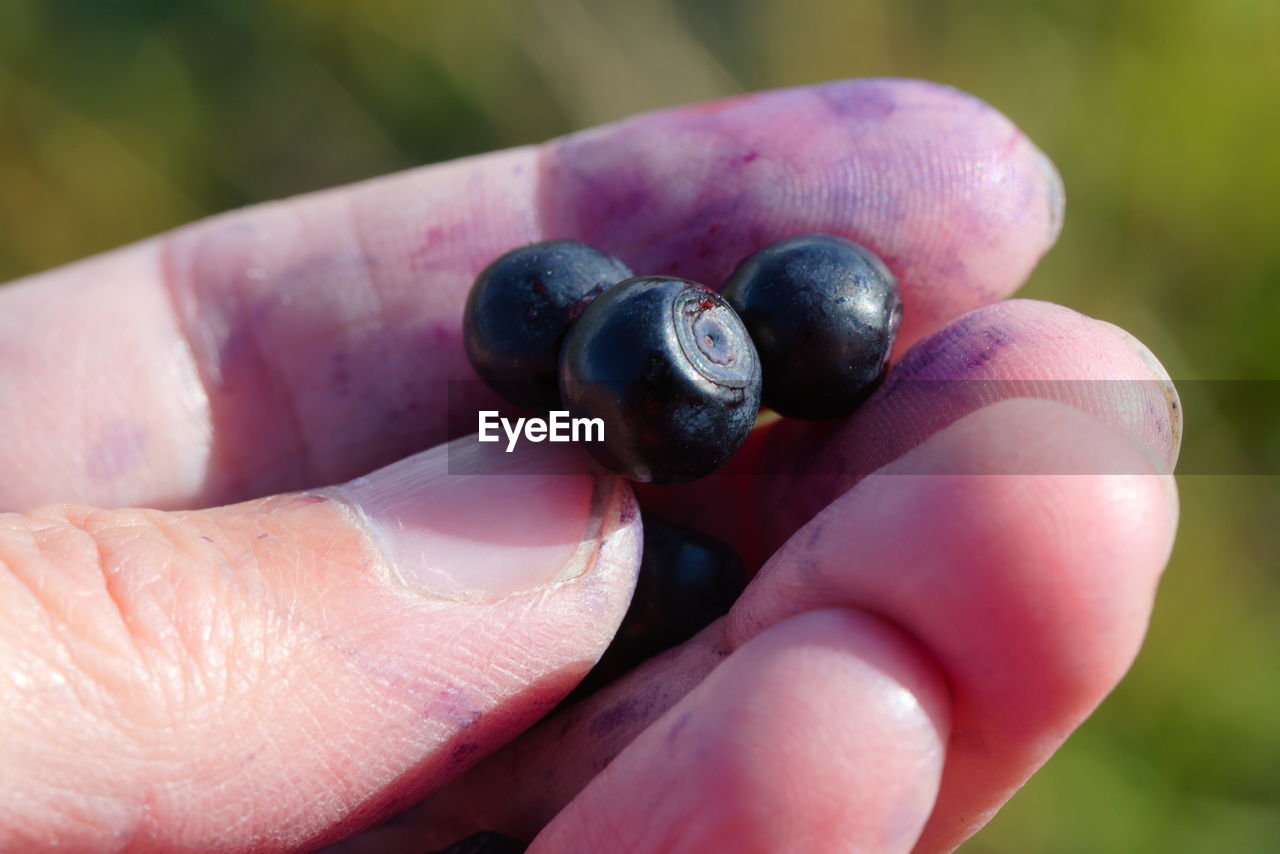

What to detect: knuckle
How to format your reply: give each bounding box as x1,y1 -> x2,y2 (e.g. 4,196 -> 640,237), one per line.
0,505 -> 268,731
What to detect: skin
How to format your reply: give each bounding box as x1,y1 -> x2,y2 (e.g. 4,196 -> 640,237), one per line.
0,79 -> 1178,852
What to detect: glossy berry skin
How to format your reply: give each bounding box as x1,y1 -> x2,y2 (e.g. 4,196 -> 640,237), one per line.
620,515 -> 748,654
721,234 -> 902,420
464,240 -> 633,412
428,831 -> 528,854
567,514 -> 747,701
559,277 -> 761,483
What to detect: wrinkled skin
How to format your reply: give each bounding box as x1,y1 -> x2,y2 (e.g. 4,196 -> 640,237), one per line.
0,79 -> 1178,853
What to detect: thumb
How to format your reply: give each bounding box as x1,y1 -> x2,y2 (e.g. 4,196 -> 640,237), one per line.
0,439 -> 639,853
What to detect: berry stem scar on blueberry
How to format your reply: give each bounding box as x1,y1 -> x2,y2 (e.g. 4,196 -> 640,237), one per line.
559,277 -> 762,483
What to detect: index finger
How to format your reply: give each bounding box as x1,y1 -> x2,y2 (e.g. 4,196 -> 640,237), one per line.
0,78 -> 1063,511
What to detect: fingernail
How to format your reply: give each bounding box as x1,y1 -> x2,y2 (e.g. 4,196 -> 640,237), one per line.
330,438 -> 615,601
1117,327 -> 1184,459
1034,147 -> 1066,243
1107,328 -> 1181,527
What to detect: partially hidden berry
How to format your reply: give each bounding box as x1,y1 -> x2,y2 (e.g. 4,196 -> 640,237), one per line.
567,513 -> 747,701
464,240 -> 632,412
428,830 -> 528,854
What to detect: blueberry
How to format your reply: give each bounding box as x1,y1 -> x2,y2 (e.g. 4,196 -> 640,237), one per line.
428,831 -> 528,854
464,240 -> 633,412
567,513 -> 747,701
558,277 -> 762,483
721,234 -> 902,420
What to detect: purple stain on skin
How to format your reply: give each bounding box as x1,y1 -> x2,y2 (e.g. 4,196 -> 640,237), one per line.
427,320 -> 463,349
408,223 -> 473,273
665,711 -> 693,748
930,245 -> 974,287
543,118 -> 787,287
330,351 -> 352,398
448,741 -> 481,767
557,706 -> 585,740
588,684 -> 662,739
890,311 -> 1002,379
423,685 -> 484,729
85,421 -> 149,480
818,80 -> 899,121
964,327 -> 1016,371
542,77 -> 1057,323
759,306 -> 1031,548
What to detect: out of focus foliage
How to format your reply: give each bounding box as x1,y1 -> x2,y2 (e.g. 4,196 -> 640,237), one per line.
2,1 -> 1277,850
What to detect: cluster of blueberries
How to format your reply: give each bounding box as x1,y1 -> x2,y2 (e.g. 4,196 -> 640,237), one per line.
464,233 -> 903,483
443,236 -> 902,852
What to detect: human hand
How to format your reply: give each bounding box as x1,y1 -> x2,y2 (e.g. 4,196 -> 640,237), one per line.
0,78 -> 1179,853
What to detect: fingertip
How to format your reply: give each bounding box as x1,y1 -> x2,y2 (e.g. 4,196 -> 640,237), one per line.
732,606 -> 952,764
732,397 -> 1178,852
542,78 -> 1064,350
752,300 -> 1182,559
532,607 -> 949,854
1034,145 -> 1067,244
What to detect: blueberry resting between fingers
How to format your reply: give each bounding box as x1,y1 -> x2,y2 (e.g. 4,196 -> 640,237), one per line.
464,240 -> 633,412
427,830 -> 528,853
722,233 -> 902,420
558,277 -> 762,483
567,513 -> 747,702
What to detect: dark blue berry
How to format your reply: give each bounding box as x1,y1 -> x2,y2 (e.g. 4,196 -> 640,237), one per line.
428,831 -> 528,854
558,277 -> 761,483
721,234 -> 902,420
568,514 -> 747,700
621,514 -> 747,653
464,240 -> 633,412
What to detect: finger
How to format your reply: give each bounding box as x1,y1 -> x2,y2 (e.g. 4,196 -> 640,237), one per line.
753,298 -> 1181,557
726,399 -> 1179,852
0,78 -> 1063,511
0,441 -> 640,852
638,298 -> 1181,565
530,609 -> 948,854
359,398 -> 1176,848
342,620 -> 736,851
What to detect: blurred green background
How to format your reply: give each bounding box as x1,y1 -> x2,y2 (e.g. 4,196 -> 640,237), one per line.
1,0 -> 1277,850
